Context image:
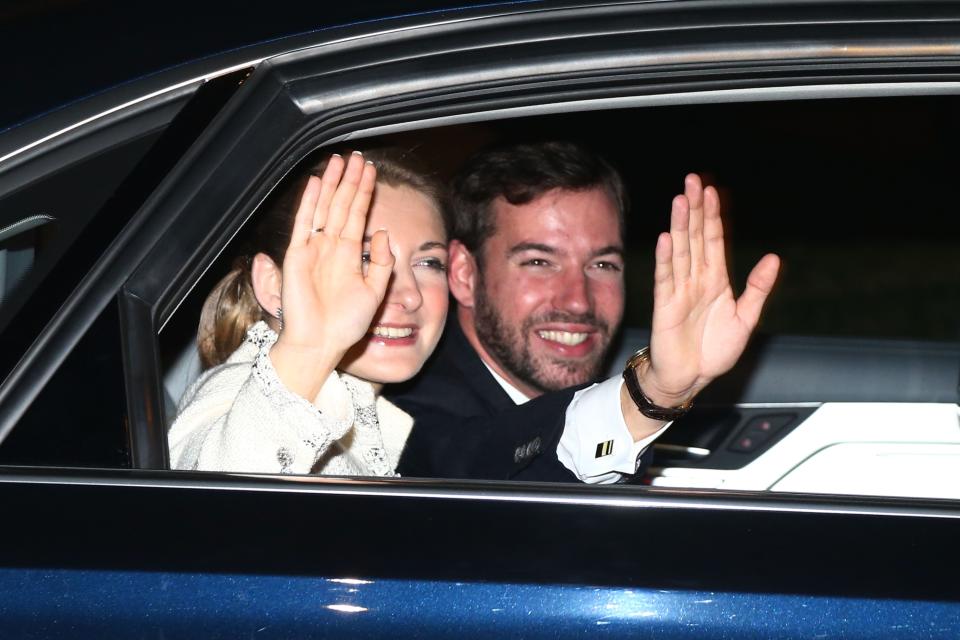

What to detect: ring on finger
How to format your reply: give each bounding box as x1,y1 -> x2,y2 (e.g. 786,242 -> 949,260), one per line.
311,227 -> 325,235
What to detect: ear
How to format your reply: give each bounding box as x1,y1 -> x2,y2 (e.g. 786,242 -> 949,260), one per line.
447,240 -> 478,308
251,253 -> 283,315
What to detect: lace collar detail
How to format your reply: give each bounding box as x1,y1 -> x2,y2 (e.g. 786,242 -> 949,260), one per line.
245,320 -> 278,349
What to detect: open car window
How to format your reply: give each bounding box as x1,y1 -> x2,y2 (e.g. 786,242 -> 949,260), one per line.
153,94 -> 960,500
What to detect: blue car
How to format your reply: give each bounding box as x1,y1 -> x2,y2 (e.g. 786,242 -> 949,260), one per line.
1,1 -> 958,636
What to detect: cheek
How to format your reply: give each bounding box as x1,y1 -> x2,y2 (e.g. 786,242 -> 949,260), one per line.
591,279 -> 626,320
516,288 -> 546,315
419,278 -> 449,328
489,274 -> 544,316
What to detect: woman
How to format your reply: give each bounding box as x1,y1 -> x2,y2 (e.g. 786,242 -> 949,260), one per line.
168,149 -> 448,475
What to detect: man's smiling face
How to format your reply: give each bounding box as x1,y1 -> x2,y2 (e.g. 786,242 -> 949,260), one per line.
470,186 -> 625,397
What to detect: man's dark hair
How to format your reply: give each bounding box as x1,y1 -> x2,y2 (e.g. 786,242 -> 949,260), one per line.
450,141 -> 628,258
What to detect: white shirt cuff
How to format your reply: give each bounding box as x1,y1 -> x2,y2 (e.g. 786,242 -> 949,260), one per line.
556,376 -> 671,484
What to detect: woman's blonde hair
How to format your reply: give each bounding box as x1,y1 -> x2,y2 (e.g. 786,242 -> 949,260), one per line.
197,148 -> 447,369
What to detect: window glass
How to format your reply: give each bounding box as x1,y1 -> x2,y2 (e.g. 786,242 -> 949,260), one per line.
0,130 -> 163,381
0,71 -> 257,472
0,299 -> 129,468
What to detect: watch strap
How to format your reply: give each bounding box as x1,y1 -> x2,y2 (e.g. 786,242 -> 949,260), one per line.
622,347 -> 693,421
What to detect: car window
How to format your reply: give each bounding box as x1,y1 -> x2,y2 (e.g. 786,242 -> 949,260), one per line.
0,133 -> 164,469
0,131 -> 163,377
153,94 -> 959,500
0,299 -> 129,468
0,71 -> 253,470
0,127 -> 174,469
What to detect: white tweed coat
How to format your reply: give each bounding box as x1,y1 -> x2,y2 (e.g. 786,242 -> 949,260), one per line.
168,322 -> 412,476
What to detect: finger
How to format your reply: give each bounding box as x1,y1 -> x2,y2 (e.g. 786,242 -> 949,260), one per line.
735,253 -> 781,329
324,151 -> 366,237
652,232 -> 674,303
313,154 -> 345,233
340,161 -> 377,242
670,193 -> 691,283
686,174 -> 705,275
703,184 -> 726,270
290,176 -> 322,247
364,229 -> 395,298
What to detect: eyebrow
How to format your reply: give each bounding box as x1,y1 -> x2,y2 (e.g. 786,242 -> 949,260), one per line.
593,244 -> 625,258
507,242 -> 556,257
361,237 -> 447,252
507,242 -> 624,258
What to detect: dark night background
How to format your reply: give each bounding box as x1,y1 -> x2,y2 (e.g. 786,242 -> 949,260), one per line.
3,0 -> 959,341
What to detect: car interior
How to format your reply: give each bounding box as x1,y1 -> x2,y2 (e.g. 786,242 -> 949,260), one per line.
155,95 -> 960,498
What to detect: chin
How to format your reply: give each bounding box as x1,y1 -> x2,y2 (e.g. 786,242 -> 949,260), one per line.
541,366 -> 599,391
345,361 -> 423,386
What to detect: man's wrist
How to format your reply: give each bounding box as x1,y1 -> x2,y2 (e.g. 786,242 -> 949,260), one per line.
622,347 -> 694,421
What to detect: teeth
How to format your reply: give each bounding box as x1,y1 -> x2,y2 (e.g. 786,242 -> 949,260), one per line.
537,330 -> 589,346
371,326 -> 414,338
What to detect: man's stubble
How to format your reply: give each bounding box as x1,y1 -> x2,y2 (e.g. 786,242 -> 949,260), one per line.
472,271 -> 612,395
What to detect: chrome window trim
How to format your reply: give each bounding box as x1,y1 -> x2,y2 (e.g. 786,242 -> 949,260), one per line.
345,80 -> 960,140
0,62 -> 258,167
0,471 -> 957,520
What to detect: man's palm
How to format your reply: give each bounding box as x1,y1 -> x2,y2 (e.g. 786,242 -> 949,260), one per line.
646,174 -> 780,403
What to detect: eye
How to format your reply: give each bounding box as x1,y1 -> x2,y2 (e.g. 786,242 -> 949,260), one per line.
415,256 -> 447,272
360,251 -> 372,276
593,260 -> 622,272
520,258 -> 552,268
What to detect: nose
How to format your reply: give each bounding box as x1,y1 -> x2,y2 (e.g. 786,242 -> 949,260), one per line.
385,263 -> 423,312
553,268 -> 591,314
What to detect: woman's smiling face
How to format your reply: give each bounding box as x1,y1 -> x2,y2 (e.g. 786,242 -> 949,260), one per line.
338,182 -> 449,387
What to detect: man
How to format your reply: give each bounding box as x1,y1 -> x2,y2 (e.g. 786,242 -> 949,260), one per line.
387,141 -> 779,482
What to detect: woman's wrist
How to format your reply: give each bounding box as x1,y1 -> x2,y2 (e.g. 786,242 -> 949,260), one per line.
268,338 -> 344,402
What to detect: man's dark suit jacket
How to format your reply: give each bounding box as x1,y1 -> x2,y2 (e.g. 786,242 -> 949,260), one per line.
386,317 -> 580,481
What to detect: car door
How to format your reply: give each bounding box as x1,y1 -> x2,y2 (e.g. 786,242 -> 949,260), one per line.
1,1 -> 959,637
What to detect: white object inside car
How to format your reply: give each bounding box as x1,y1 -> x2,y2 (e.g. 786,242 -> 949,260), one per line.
651,403 -> 960,499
